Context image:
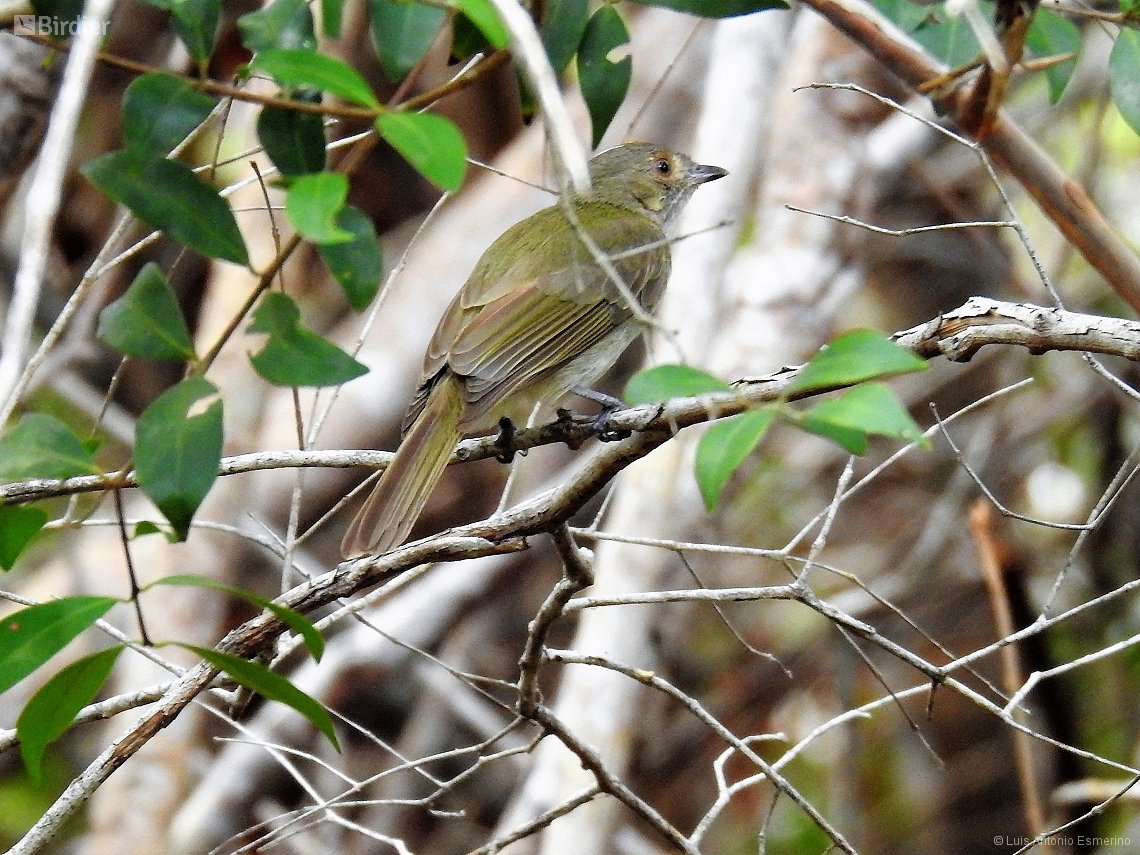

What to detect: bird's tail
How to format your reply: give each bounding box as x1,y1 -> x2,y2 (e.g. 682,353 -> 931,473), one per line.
341,376 -> 464,558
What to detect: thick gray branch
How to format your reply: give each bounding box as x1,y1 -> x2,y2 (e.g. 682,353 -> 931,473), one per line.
6,298 -> 1140,508
892,296 -> 1140,363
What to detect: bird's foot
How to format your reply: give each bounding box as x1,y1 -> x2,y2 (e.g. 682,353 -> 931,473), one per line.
572,386 -> 632,442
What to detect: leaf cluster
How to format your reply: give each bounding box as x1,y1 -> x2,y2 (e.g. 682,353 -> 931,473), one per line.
625,331 -> 929,509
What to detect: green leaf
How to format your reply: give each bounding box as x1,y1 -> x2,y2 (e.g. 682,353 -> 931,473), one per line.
257,101 -> 328,176
624,364 -> 732,405
541,0 -> 589,73
322,0 -> 345,38
83,150 -> 250,266
913,6 -> 981,67
628,0 -> 785,17
97,263 -> 197,362
183,644 -> 340,749
251,48 -> 379,108
0,414 -> 100,483
451,12 -> 492,63
247,291 -> 369,386
135,376 -> 224,541
695,409 -> 775,510
150,575 -> 324,661
577,6 -> 631,149
0,506 -> 49,571
285,172 -> 353,244
800,383 -> 927,453
368,0 -> 447,81
516,67 -> 538,123
376,111 -> 467,192
867,0 -> 930,31
451,0 -> 508,48
18,645 -> 123,782
316,205 -> 383,310
133,520 -> 164,538
168,0 -> 221,65
1110,29 -> 1140,137
0,597 -> 119,695
786,329 -> 927,395
797,412 -> 868,455
237,0 -> 316,52
122,73 -> 217,159
1025,9 -> 1080,103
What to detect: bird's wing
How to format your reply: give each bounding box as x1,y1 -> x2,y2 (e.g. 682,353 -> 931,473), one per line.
452,209 -> 668,418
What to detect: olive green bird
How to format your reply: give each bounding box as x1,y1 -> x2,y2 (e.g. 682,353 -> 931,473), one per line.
342,142 -> 727,557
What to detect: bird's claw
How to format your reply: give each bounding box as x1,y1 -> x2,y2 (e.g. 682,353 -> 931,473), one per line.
595,411 -> 632,442
494,416 -> 517,463
571,386 -> 631,442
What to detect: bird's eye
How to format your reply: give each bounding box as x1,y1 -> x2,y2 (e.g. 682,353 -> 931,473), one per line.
655,157 -> 672,176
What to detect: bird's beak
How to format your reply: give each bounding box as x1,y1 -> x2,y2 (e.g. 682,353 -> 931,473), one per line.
689,163 -> 728,184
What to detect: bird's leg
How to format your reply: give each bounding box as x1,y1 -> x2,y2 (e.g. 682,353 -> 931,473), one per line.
572,386 -> 632,442
493,416 -> 517,463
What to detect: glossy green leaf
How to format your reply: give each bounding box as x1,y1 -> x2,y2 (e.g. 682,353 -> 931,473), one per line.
248,291 -> 369,386
83,151 -> 249,266
122,73 -> 217,159
800,383 -> 927,454
183,644 -> 340,749
0,506 -> 49,571
151,574 -> 324,661
18,645 -> 124,781
624,364 -> 732,405
251,48 -> 379,108
695,409 -> 775,510
368,0 -> 447,81
316,205 -> 383,310
577,6 -> 631,148
161,0 -> 221,65
451,0 -> 508,48
541,0 -> 589,73
257,101 -> 327,176
786,329 -> 927,395
1025,9 -> 1080,103
629,0 -> 785,17
97,263 -> 196,362
0,414 -> 99,483
0,597 -> 119,695
135,376 -> 223,541
377,111 -> 467,192
237,0 -> 316,52
1110,29 -> 1140,137
285,172 -> 353,244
